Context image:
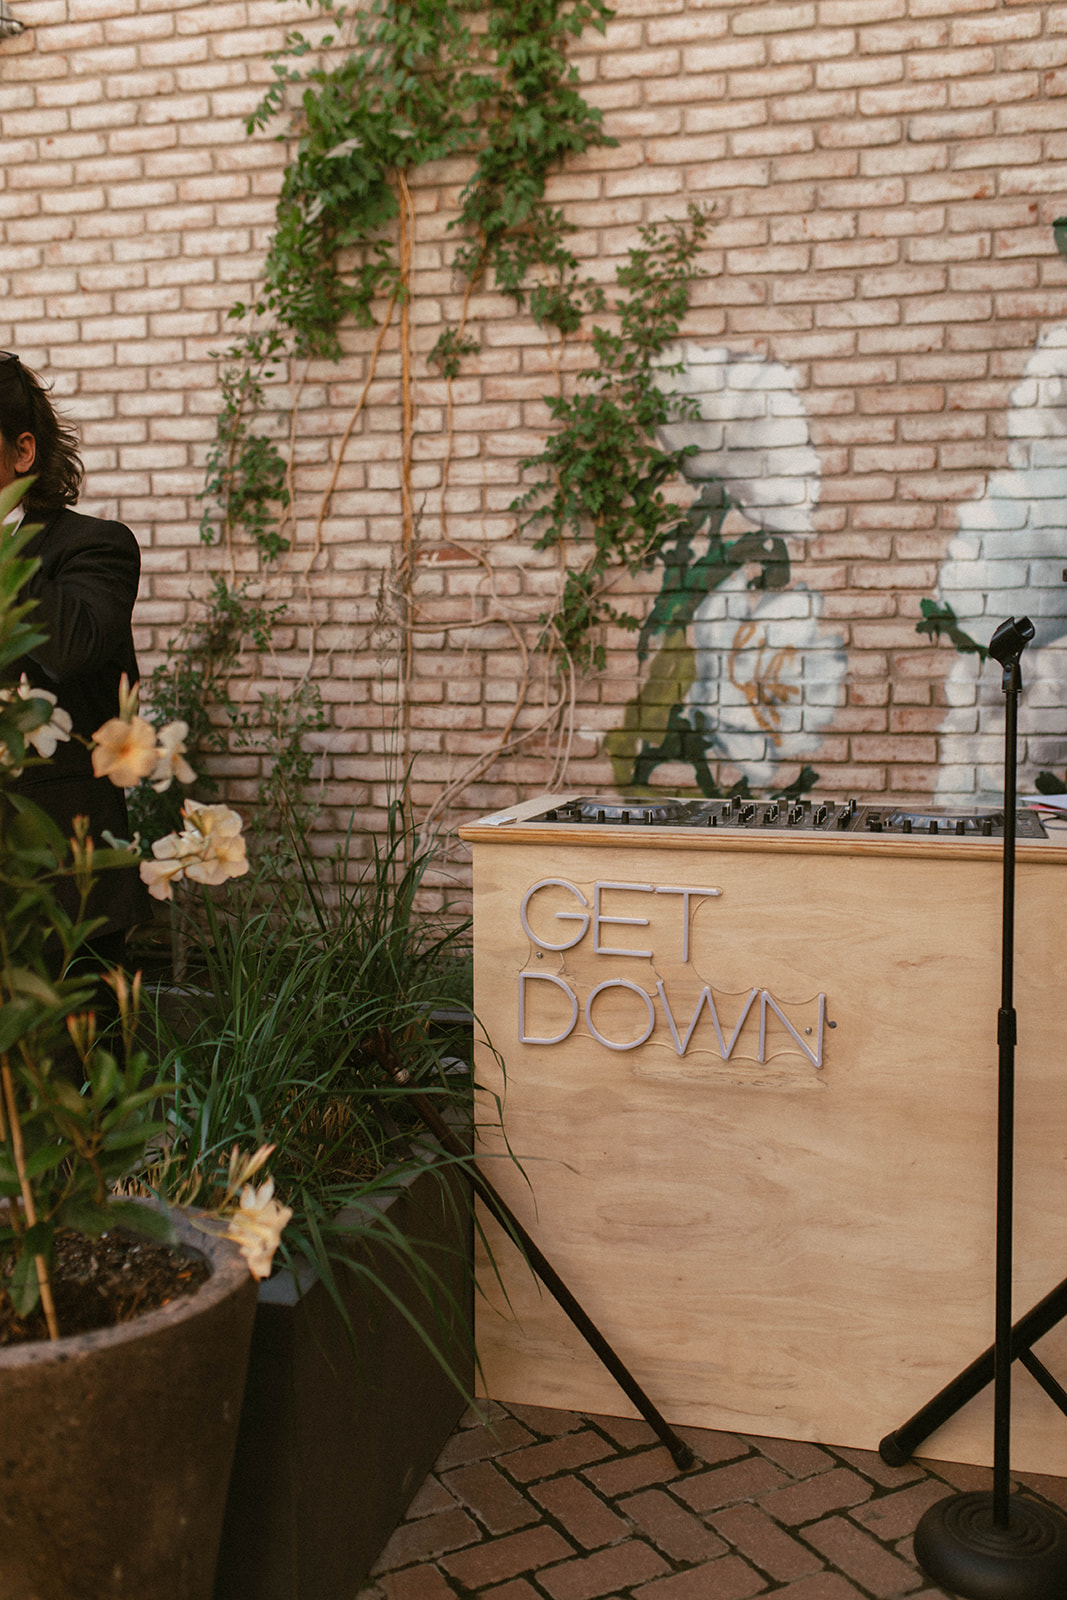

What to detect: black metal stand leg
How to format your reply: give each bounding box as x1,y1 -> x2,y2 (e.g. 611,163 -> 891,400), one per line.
880,1276 -> 1067,1468
369,1029 -> 696,1473
909,618 -> 1067,1599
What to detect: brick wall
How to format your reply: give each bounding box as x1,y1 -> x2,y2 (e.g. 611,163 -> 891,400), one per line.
3,0 -> 1067,851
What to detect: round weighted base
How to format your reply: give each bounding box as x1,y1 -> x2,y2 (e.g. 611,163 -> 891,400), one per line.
914,1492 -> 1067,1600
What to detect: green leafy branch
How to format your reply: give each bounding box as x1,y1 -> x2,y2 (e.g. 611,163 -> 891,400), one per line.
199,326 -> 291,558
247,0 -> 613,358
513,205 -> 712,672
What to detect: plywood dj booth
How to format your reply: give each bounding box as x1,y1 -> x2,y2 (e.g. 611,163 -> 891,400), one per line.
459,794 -> 1067,1475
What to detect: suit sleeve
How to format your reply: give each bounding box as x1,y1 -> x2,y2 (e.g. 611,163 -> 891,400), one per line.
23,519 -> 141,682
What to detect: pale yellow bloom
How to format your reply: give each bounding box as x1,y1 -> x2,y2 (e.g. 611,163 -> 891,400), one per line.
137,799 -> 248,900
182,798 -> 242,840
139,850 -> 188,902
224,1142 -> 275,1199
224,1177 -> 292,1280
2,675 -> 73,759
0,675 -> 72,764
150,720 -> 196,793
138,824 -> 200,901
181,800 -> 249,887
92,714 -> 158,787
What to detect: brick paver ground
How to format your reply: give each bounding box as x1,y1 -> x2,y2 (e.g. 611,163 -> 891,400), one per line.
357,1400 -> 1067,1600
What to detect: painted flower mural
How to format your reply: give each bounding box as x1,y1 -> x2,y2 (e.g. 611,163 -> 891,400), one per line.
933,325 -> 1067,805
606,343 -> 845,796
655,343 -> 822,535
684,571 -> 846,789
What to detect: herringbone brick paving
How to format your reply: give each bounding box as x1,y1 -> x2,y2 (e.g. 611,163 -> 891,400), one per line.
358,1399 -> 1067,1600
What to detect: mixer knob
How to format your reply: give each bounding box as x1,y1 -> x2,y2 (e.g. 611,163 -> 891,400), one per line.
789,804 -> 804,825
867,815 -> 883,833
955,818 -> 966,836
902,819 -> 912,834
982,817 -> 993,836
765,803 -> 780,825
928,819 -> 938,835
836,811 -> 850,829
596,809 -> 605,824
644,809 -> 654,825
621,810 -> 630,825
546,809 -> 558,821
813,804 -> 828,827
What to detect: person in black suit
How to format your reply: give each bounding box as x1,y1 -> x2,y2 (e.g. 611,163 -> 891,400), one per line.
0,352 -> 147,968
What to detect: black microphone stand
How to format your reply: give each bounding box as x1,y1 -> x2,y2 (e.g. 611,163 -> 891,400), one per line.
914,617 -> 1067,1599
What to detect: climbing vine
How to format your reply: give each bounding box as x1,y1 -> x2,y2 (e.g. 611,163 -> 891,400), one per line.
245,0 -> 612,355
178,0 -> 730,829
514,206 -> 711,673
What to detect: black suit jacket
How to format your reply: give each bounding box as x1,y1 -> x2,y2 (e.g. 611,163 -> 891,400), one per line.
12,506 -> 148,935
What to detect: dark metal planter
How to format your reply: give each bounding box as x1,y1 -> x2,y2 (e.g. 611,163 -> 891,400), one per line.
0,1210 -> 258,1600
214,1154 -> 473,1600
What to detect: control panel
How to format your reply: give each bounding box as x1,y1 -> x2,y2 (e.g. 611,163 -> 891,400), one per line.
530,797 -> 1047,839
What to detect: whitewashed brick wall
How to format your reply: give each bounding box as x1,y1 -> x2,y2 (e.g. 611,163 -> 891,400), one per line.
3,0 -> 1067,843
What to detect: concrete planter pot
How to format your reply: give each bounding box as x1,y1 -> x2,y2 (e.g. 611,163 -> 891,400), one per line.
214,1152 -> 473,1600
0,1209 -> 259,1600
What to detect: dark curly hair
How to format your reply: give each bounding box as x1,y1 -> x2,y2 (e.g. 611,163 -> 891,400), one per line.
0,355 -> 83,513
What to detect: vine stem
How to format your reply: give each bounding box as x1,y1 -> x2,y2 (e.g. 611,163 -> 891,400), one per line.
545,647 -> 579,792
0,1054 -> 59,1341
421,688 -> 569,831
397,167 -> 418,801
294,290 -> 402,706
438,258 -> 483,543
416,257 -> 586,826
280,355 -> 311,567
312,289 -> 399,559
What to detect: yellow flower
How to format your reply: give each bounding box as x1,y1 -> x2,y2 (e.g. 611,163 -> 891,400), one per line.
139,850 -> 188,902
181,800 -> 249,887
0,674 -> 72,766
224,1178 -> 292,1281
150,720 -> 196,793
7,675 -> 73,759
137,800 -> 248,899
137,824 -> 201,901
91,714 -> 159,787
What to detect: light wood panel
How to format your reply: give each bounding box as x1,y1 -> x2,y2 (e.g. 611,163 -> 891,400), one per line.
470,819 -> 1067,1473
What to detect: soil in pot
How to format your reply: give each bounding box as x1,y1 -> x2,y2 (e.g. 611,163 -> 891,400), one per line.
0,1226 -> 211,1345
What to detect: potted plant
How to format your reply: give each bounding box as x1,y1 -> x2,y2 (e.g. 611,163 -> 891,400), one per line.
1,468 -> 488,1598
139,810 -> 480,1600
0,477 -> 290,1600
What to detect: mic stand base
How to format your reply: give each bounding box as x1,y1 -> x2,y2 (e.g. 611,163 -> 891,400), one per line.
915,1490 -> 1067,1599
